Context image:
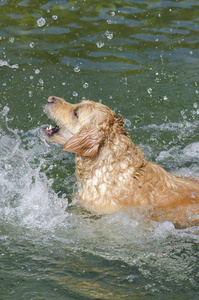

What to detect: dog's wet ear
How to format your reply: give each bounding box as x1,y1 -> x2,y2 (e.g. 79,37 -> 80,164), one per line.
62,127 -> 105,156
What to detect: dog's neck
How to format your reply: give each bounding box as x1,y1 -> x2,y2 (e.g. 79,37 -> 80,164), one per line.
73,131 -> 147,213
75,131 -> 146,181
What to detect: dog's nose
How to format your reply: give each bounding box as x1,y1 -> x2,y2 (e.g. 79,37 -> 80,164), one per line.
48,96 -> 55,103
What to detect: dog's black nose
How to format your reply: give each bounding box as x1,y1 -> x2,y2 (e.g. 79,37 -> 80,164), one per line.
48,96 -> 55,103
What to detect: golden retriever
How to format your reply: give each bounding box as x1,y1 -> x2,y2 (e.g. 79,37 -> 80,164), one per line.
43,96 -> 199,227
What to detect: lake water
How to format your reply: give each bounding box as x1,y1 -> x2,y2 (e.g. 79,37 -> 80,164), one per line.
1,0 -> 199,299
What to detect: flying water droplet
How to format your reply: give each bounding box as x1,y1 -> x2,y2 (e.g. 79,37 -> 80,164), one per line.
74,65 -> 80,72
83,83 -> 89,89
72,91 -> 78,97
96,42 -> 104,48
110,11 -> 115,16
39,79 -> 44,85
147,88 -> 152,94
105,30 -> 113,40
124,119 -> 131,127
9,37 -> 14,43
35,69 -> 40,74
37,18 -> 46,27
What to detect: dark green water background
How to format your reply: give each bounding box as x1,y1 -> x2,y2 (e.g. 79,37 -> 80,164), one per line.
1,0 -> 199,299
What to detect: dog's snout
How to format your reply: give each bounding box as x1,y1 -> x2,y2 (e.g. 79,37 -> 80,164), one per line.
48,96 -> 56,103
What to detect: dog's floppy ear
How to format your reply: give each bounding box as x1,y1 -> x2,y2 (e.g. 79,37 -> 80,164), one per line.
62,127 -> 105,156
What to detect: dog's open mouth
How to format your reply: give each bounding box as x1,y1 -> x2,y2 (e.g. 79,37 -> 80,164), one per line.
43,101 -> 74,145
42,124 -> 73,145
43,125 -> 59,138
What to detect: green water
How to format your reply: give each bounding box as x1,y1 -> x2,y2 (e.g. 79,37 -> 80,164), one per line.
1,0 -> 199,299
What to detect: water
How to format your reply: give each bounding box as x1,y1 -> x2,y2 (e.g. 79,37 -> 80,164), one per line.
1,0 -> 199,299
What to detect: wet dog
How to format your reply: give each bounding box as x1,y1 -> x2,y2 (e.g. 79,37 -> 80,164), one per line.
43,96 -> 199,227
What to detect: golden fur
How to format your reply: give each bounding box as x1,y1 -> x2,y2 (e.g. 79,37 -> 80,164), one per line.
43,96 -> 199,227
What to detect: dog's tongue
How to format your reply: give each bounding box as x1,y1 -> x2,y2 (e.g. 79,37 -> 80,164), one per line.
43,126 -> 59,137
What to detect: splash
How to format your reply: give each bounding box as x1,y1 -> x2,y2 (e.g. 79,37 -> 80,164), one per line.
0,113 -> 69,232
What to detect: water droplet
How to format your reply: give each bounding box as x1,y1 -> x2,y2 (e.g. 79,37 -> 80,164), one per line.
190,51 -> 193,55
62,82 -> 66,86
74,65 -> 80,72
163,96 -> 168,101
124,119 -> 131,127
39,79 -> 44,85
195,90 -> 198,94
30,76 -> 34,80
72,91 -> 78,97
193,103 -> 198,108
105,30 -> 113,40
35,69 -> 40,74
121,77 -> 128,86
96,41 -> 104,48
52,15 -> 58,20
83,82 -> 89,89
30,42 -> 34,48
110,11 -> 115,16
9,37 -> 14,43
107,19 -> 113,24
147,88 -> 152,94
2,106 -> 10,116
28,91 -> 33,97
37,18 -> 46,27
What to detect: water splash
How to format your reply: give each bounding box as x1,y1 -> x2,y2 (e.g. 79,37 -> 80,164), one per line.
0,110 -> 69,231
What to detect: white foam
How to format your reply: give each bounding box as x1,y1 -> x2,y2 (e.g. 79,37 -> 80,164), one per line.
183,142 -> 199,158
157,142 -> 199,163
0,130 -> 69,232
0,59 -> 19,69
153,221 -> 175,238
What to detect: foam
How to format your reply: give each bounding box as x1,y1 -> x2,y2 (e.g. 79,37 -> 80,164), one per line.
0,129 -> 69,231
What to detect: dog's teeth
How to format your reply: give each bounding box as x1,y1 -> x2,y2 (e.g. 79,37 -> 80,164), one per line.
46,125 -> 52,130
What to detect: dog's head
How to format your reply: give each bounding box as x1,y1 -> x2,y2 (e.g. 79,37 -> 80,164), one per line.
43,96 -> 125,157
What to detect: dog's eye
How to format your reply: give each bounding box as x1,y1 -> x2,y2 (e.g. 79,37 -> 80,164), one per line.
73,107 -> 79,118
